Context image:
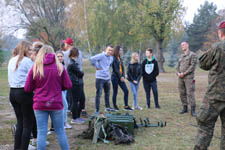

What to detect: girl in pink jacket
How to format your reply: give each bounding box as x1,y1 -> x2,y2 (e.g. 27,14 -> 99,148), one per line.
25,45 -> 72,150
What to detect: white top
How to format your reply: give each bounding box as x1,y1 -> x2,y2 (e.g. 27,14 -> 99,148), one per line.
8,55 -> 33,88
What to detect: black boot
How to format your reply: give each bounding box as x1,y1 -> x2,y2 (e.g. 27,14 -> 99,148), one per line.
179,105 -> 188,114
191,106 -> 196,117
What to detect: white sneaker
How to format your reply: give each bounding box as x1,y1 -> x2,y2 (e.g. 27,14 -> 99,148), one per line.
46,141 -> 50,145
64,122 -> 72,129
47,131 -> 52,135
28,144 -> 36,150
136,106 -> 143,110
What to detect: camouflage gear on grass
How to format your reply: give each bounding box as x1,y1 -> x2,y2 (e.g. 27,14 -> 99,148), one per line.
199,40 -> 225,102
176,51 -> 197,106
195,40 -> 225,150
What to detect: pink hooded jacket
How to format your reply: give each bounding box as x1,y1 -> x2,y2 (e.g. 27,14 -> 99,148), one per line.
25,53 -> 72,111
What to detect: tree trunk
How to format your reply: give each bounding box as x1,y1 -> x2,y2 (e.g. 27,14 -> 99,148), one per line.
83,0 -> 91,55
156,39 -> 165,73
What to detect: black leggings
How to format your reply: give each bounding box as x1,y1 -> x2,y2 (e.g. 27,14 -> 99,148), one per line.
32,115 -> 37,138
10,88 -> 34,150
80,84 -> 86,110
71,85 -> 82,119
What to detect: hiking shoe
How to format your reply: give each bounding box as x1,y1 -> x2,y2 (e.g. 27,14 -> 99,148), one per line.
105,107 -> 116,112
64,122 -> 72,129
123,106 -> 133,111
71,118 -> 85,124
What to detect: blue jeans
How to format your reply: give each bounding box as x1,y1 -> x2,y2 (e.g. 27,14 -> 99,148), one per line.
62,91 -> 68,123
129,82 -> 140,107
34,110 -> 69,150
111,75 -> 129,107
95,79 -> 111,112
143,80 -> 159,108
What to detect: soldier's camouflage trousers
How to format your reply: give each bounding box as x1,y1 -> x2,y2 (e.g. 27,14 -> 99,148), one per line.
194,100 -> 225,150
178,77 -> 196,106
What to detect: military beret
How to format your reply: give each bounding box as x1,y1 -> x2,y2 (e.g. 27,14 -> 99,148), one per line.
218,21 -> 225,29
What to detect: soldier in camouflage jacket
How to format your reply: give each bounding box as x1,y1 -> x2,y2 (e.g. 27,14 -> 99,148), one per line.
176,42 -> 197,116
194,21 -> 225,150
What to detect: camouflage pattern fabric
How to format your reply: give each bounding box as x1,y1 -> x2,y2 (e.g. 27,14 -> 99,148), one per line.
178,77 -> 196,106
176,51 -> 197,106
194,100 -> 225,150
176,51 -> 197,79
195,40 -> 225,150
199,40 -> 225,102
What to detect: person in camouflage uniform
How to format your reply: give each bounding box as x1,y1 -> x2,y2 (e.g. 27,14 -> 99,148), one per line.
176,42 -> 197,116
194,22 -> 225,150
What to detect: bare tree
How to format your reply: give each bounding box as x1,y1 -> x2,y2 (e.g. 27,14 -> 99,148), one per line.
7,0 -> 69,50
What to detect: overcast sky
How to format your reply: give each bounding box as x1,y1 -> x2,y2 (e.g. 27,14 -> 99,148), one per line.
183,0 -> 225,22
1,0 -> 225,39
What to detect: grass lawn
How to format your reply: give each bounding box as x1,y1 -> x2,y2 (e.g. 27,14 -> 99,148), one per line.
0,62 -> 221,150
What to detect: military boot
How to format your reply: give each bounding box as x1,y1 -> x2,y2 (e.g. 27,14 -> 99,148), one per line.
191,106 -> 196,117
194,145 -> 208,150
179,105 -> 188,114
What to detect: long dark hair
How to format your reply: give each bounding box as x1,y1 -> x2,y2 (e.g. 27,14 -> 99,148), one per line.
113,45 -> 120,58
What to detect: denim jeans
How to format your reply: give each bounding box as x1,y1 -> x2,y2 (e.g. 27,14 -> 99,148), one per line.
9,88 -> 34,150
62,91 -> 68,123
129,82 -> 140,107
111,75 -> 129,107
34,110 -> 69,150
95,79 -> 111,112
143,80 -> 159,108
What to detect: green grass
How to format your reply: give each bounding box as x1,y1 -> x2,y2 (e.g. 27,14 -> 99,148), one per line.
0,67 -> 9,96
0,63 -> 221,150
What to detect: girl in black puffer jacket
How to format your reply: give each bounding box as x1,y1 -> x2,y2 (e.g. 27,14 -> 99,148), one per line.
127,52 -> 142,110
67,47 -> 85,124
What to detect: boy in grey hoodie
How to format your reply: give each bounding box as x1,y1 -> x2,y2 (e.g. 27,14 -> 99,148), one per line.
90,46 -> 114,112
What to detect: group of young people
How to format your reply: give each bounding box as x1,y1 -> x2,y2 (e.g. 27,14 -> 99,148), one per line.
90,45 -> 161,113
8,38 -> 89,150
8,37 -> 161,150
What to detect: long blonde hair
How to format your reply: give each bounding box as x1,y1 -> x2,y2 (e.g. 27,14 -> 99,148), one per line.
130,52 -> 139,64
33,45 -> 63,79
11,40 -> 32,70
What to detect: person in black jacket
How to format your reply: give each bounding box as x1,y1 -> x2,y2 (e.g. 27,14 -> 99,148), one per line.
127,52 -> 142,110
142,48 -> 160,109
67,47 -> 85,124
111,46 -> 132,111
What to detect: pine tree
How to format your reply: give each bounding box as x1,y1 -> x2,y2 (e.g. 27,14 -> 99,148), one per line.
186,1 -> 217,52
